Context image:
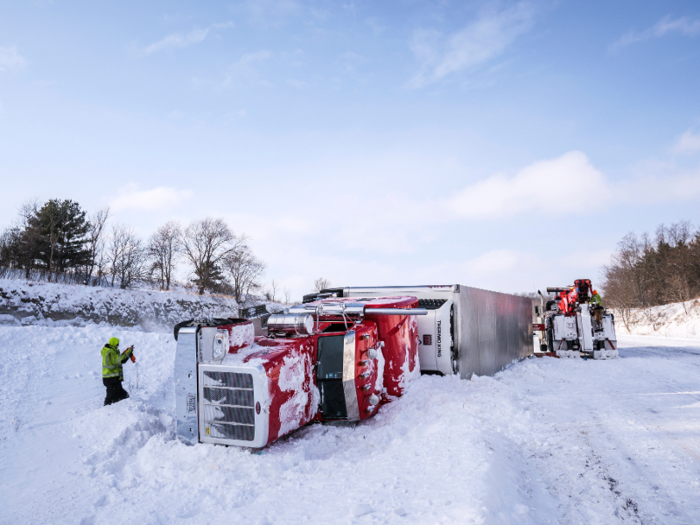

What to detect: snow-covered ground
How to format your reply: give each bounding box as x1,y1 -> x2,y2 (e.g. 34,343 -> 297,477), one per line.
0,278 -> 240,330
2,325 -> 699,525
614,299 -> 700,339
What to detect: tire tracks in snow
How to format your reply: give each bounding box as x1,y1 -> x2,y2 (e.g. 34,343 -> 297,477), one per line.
494,354 -> 700,525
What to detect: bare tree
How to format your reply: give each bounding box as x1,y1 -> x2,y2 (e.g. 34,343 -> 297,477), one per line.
666,274 -> 691,314
314,277 -> 331,292
83,207 -> 110,285
223,236 -> 265,303
18,199 -> 40,224
148,220 -> 181,291
602,233 -> 644,330
181,218 -> 235,295
283,288 -> 291,304
264,279 -> 278,302
107,224 -> 146,289
602,221 -> 700,324
17,200 -> 40,278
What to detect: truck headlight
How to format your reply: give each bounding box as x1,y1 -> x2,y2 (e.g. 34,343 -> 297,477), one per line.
212,330 -> 229,360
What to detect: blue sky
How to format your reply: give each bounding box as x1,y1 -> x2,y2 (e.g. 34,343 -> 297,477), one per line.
2,0 -> 700,300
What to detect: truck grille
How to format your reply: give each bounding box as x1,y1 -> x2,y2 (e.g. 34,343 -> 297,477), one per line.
200,370 -> 255,442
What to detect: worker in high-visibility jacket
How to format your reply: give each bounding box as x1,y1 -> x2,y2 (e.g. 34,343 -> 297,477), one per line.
590,290 -> 603,323
101,337 -> 135,406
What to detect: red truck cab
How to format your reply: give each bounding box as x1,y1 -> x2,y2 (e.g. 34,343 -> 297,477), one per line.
175,296 -> 422,447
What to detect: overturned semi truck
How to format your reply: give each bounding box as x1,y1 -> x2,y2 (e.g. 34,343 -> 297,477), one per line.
175,284 -> 533,448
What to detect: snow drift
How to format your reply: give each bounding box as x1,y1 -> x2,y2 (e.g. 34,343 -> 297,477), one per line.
613,298 -> 700,339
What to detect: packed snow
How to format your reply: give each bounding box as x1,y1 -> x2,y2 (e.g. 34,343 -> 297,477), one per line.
1,324 -> 699,524
277,352 -> 320,438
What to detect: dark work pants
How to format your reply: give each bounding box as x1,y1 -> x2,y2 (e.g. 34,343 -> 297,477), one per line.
103,377 -> 130,406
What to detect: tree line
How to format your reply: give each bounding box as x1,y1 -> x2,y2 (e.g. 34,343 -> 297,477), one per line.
0,199 -> 266,301
602,220 -> 700,321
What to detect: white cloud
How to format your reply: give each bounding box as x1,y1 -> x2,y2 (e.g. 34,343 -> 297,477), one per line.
453,248 -> 613,294
619,171 -> 700,204
169,147 -> 700,300
447,150 -> 700,220
110,185 -> 192,212
408,2 -> 534,88
0,46 -> 26,72
143,22 -> 233,54
673,130 -> 700,154
222,51 -> 272,87
447,151 -> 611,219
611,15 -> 700,51
559,249 -> 613,270
463,249 -> 536,274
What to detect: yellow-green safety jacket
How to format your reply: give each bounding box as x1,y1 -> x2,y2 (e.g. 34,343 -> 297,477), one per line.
101,338 -> 133,380
590,293 -> 602,306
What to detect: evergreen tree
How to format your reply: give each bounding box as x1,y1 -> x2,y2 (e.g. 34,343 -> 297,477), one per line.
191,259 -> 227,294
0,227 -> 23,269
27,199 -> 91,277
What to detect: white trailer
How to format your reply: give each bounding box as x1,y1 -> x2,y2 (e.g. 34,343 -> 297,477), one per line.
304,284 -> 533,378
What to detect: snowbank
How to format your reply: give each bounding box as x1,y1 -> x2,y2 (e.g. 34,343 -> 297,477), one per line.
0,278 -> 239,331
2,323 -> 700,524
613,298 -> 700,339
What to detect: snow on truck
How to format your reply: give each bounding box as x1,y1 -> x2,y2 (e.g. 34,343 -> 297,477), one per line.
175,284 -> 533,448
534,279 -> 618,360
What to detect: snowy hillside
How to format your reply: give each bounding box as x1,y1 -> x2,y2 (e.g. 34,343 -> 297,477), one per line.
1,322 -> 699,524
613,299 -> 700,339
0,278 -> 239,331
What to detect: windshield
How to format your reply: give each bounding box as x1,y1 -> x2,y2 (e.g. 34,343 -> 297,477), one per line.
316,335 -> 347,419
317,335 -> 344,380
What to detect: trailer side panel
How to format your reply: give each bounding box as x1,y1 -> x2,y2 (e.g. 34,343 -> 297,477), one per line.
456,286 -> 533,379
